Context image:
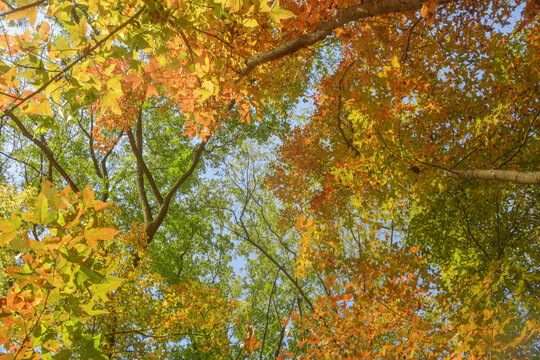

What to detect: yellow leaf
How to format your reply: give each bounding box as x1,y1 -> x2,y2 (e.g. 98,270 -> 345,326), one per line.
5,6 -> 37,24
215,0 -> 241,12
106,75 -> 122,92
257,0 -> 270,12
243,18 -> 258,28
87,73 -> 102,90
270,6 -> 295,23
23,100 -> 53,116
0,217 -> 18,246
103,63 -> 116,76
101,90 -> 123,115
197,88 -> 212,102
85,227 -> 120,248
74,70 -> 90,83
391,56 -> 400,69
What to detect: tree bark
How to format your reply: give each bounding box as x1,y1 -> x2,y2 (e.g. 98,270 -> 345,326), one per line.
238,0 -> 436,78
145,140 -> 208,242
446,169 -> 540,185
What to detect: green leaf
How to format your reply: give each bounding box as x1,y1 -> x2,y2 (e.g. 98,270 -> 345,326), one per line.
90,278 -> 124,300
80,264 -> 105,284
80,334 -> 108,360
53,349 -> 72,360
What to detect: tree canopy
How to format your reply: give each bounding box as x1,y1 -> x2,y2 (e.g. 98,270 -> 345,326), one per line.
0,0 -> 538,359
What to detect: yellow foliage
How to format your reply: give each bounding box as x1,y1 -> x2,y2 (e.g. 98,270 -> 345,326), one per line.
0,183 -> 38,293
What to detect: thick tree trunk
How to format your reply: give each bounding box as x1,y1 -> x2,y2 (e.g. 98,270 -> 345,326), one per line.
446,169 -> 540,185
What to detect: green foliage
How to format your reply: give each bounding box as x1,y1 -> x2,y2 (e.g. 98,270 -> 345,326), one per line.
0,181 -> 123,359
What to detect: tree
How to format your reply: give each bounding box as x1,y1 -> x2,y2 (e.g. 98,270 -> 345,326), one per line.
0,0 -> 538,359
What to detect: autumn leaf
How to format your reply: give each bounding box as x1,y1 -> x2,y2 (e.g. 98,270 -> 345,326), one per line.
5,6 -> 37,24
0,217 -> 19,246
85,228 -> 120,248
101,90 -> 124,115
420,0 -> 438,24
269,1 -> 295,23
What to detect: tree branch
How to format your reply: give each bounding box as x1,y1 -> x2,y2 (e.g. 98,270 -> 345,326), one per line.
0,150 -> 41,174
3,111 -> 79,191
130,110 -> 164,205
126,132 -> 163,213
447,190 -> 491,260
238,0 -> 432,78
445,169 -> 540,185
145,139 -> 207,242
1,7 -> 146,193
0,0 -> 46,18
236,211 -> 314,311
274,297 -> 297,359
127,128 -> 154,224
259,271 -> 279,360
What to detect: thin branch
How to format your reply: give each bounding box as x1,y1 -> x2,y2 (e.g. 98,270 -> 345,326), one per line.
0,150 -> 41,174
3,111 -> 79,191
447,190 -> 491,260
274,296 -> 297,359
98,131 -> 121,202
252,195 -> 297,256
401,16 -> 422,62
0,91 -> 21,100
336,60 -> 361,155
236,212 -> 314,310
13,282 -> 52,360
0,0 -> 46,18
495,109 -> 539,169
259,271 -> 279,360
190,25 -> 233,49
136,109 -> 163,205
449,146 -> 479,170
177,27 -> 196,63
79,114 -> 104,179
